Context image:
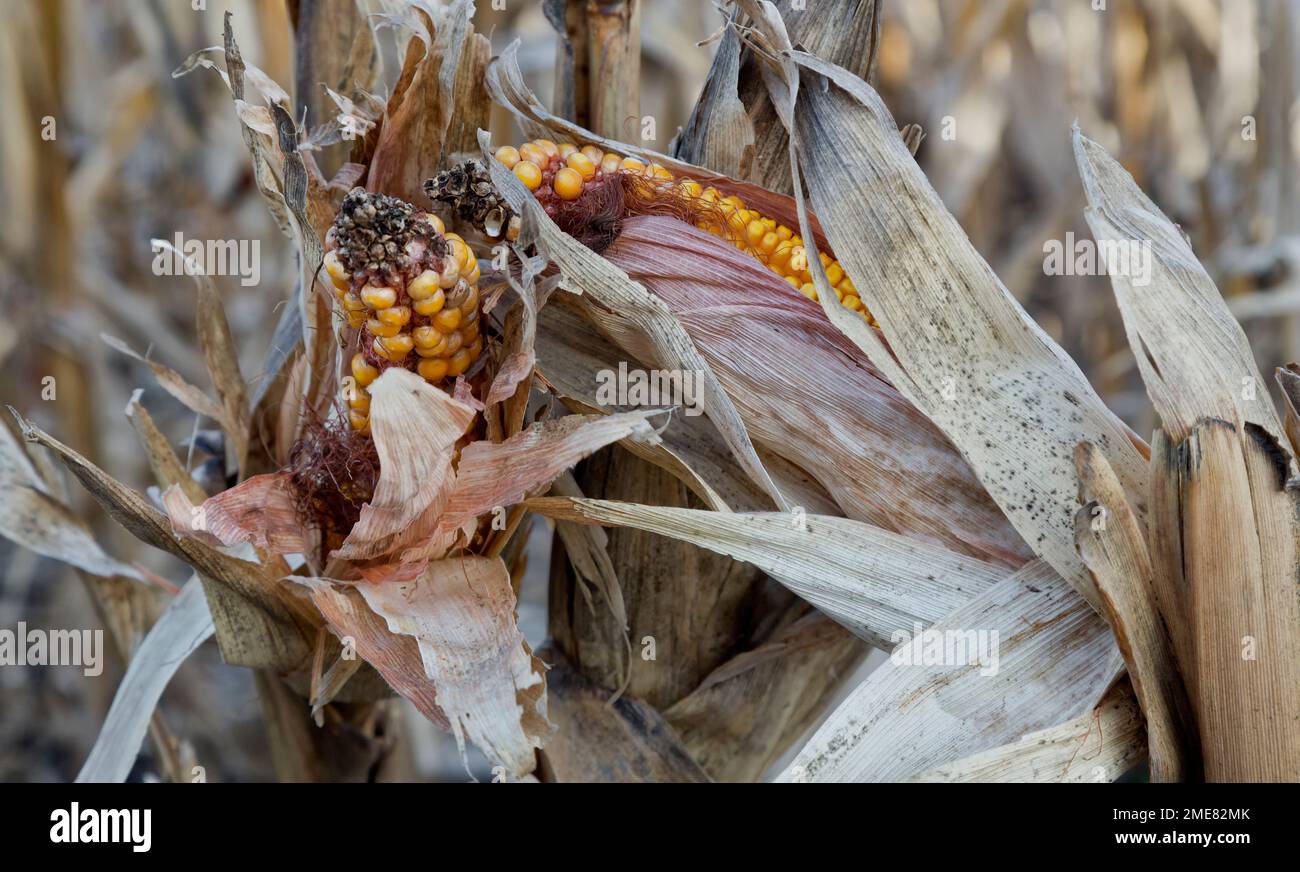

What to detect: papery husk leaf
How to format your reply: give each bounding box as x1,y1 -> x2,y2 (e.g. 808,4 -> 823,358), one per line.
333,368 -> 476,562
1074,130 -> 1300,780
150,239 -> 251,469
525,496 -> 1005,650
76,577 -> 215,783
102,334 -> 229,429
536,300 -> 750,511
0,420 -> 145,582
1169,419 -> 1300,780
905,678 -> 1146,783
675,0 -> 880,195
356,556 -> 550,778
1074,443 -> 1199,782
367,0 -> 487,200
129,392 -> 306,672
295,577 -> 449,731
744,16 -> 1148,604
162,473 -> 308,556
778,559 -> 1119,782
1074,127 -> 1291,450
606,216 -> 1032,567
431,410 -> 663,544
1275,365 -> 1300,456
537,644 -> 709,784
664,606 -> 867,782
670,22 -> 754,179
13,412 -> 317,670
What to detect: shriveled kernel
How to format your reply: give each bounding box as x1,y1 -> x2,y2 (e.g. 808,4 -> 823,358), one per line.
566,152 -> 596,180
347,385 -> 371,410
494,145 -> 520,168
417,358 -> 449,382
554,167 -> 584,200
438,257 -> 460,289
459,283 -> 480,312
513,160 -> 543,191
361,285 -> 397,309
467,337 -> 483,361
427,213 -> 446,235
441,330 -> 465,355
351,353 -> 380,386
346,310 -> 367,329
349,409 -> 369,431
342,292 -> 367,312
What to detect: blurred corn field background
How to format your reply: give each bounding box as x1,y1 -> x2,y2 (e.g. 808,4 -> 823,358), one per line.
1,0 -> 1296,782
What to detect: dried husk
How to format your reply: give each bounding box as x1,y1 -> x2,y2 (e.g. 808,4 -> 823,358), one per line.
527,495 -> 1005,650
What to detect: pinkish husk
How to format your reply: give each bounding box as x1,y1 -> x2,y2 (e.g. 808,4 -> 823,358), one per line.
602,215 -> 1030,568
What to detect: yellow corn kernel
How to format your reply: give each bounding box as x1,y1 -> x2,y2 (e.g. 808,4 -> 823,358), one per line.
433,307 -> 462,332
366,317 -> 401,338
509,141 -> 872,323
494,145 -> 520,168
347,384 -> 370,410
373,334 -> 413,362
408,270 -> 440,300
413,292 -> 447,316
349,409 -> 369,431
412,324 -> 443,349
351,353 -> 380,386
554,167 -> 584,200
514,160 -> 542,191
447,348 -> 473,377
417,358 -> 449,382
376,305 -> 411,328
361,285 -> 397,309
518,143 -> 547,166
566,152 -> 596,180
323,251 -> 348,289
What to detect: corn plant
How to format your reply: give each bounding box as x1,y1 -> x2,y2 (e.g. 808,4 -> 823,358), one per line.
2,0 -> 1297,784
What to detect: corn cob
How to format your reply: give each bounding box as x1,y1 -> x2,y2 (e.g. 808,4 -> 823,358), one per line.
490,139 -> 872,323
322,188 -> 483,433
